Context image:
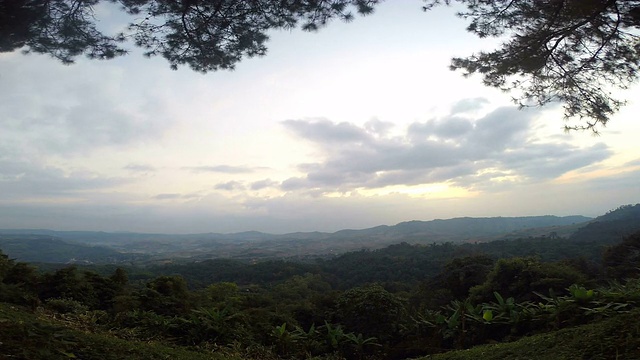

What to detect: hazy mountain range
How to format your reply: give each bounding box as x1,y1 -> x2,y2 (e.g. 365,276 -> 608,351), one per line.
1,205 -> 639,264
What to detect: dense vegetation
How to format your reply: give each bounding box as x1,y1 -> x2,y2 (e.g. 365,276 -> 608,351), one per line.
1,205 -> 640,359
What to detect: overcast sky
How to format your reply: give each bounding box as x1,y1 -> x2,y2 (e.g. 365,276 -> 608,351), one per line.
1,1 -> 638,234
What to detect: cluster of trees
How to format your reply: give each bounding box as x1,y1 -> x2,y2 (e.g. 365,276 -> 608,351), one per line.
131,228 -> 619,291
1,230 -> 640,359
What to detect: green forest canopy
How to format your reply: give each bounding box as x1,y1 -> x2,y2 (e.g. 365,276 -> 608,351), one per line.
2,230 -> 640,359
2,0 -> 640,130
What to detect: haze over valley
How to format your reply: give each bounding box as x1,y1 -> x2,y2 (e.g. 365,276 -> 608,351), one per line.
1,206 -> 638,264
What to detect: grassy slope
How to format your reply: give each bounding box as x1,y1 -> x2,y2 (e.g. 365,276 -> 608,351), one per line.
418,310 -> 640,360
0,303 -> 235,360
3,303 -> 640,360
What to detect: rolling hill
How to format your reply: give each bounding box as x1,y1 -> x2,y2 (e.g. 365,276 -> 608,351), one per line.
0,214 -> 593,263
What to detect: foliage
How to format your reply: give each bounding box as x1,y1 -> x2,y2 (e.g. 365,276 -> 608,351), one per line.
132,232 -> 620,292
417,307 -> 640,360
138,275 -> 191,315
469,257 -> 586,302
0,234 -> 140,263
344,332 -> 381,360
603,231 -> 640,279
569,204 -> 640,246
435,255 -> 494,300
425,0 -> 640,130
0,251 -> 40,306
178,306 -> 250,345
0,0 -> 379,72
601,204 -> 640,221
45,297 -> 89,314
335,284 -> 408,344
4,1 -> 640,127
3,230 -> 640,359
0,303 -> 233,360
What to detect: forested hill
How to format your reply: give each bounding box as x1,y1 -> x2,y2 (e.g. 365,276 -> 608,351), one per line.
0,215 -> 591,263
359,215 -> 591,242
0,234 -> 148,264
0,215 -> 591,243
569,204 -> 640,244
1,209 -> 640,360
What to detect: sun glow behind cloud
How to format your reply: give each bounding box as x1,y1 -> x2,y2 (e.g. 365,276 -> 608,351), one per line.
357,183 -> 474,199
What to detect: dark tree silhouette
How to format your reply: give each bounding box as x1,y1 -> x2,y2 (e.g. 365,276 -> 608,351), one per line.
0,0 -> 128,63
2,0 -> 640,129
603,231 -> 640,280
426,0 -> 640,131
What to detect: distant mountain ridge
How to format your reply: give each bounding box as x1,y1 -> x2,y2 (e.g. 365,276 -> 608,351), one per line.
370,215 -> 591,240
568,204 -> 640,244
0,215 -> 591,242
2,205 -> 640,265
0,234 -> 146,264
0,214 -> 593,263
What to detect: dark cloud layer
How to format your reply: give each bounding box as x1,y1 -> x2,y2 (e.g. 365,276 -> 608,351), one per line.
280,107 -> 613,193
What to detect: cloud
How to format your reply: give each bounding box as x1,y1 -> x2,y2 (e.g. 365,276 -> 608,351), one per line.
282,118 -> 372,145
0,159 -> 127,201
624,158 -> 640,167
364,118 -> 395,136
279,106 -> 613,193
585,167 -> 640,192
0,165 -> 636,234
408,116 -> 473,139
153,193 -> 183,200
187,165 -> 259,174
251,179 -> 279,190
215,181 -> 245,191
451,97 -> 490,114
124,164 -> 156,172
0,55 -> 174,156
153,193 -> 202,200
0,192 -> 251,233
468,106 -> 532,151
499,142 -> 611,180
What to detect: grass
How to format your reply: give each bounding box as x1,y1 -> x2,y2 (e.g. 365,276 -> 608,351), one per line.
0,303 -> 237,360
417,309 -> 640,360
3,301 -> 640,360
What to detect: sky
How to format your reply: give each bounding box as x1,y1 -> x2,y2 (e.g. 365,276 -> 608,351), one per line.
1,1 -> 639,234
